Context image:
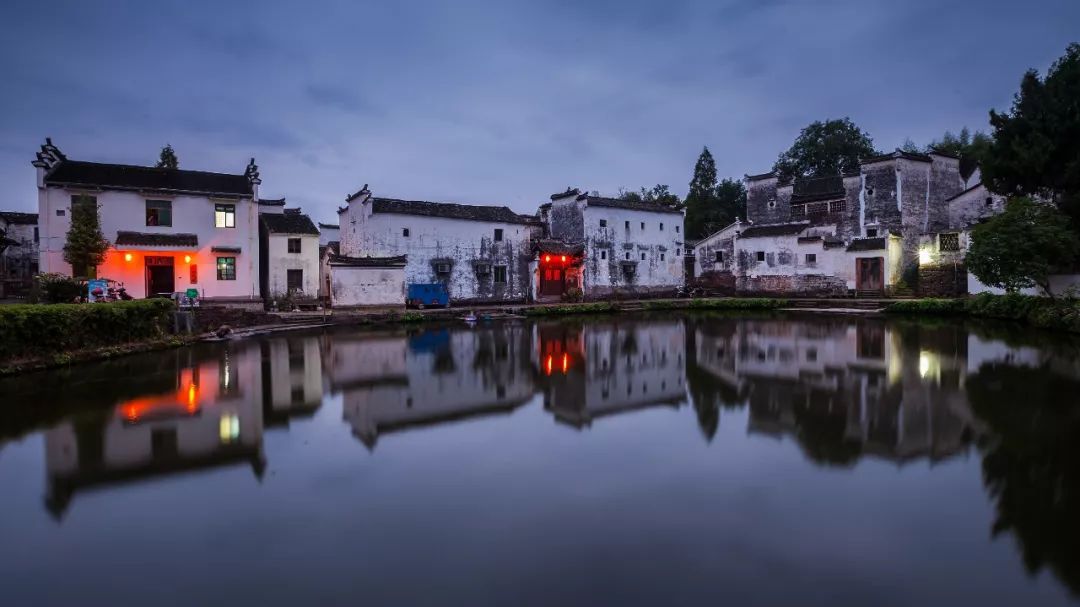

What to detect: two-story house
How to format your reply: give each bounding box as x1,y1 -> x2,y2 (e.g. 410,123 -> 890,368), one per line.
257,200 -> 321,300
0,210 -> 39,296
33,139 -> 262,303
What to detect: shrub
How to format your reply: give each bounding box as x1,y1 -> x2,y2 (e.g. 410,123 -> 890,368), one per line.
30,273 -> 83,304
562,287 -> 584,303
0,299 -> 175,362
885,294 -> 1080,334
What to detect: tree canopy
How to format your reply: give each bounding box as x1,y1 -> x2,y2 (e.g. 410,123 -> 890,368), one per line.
618,184 -> 681,208
981,43 -> 1080,227
928,127 -> 991,181
773,118 -> 878,182
156,144 -> 179,169
63,197 -> 110,278
682,147 -> 746,240
966,197 -> 1080,296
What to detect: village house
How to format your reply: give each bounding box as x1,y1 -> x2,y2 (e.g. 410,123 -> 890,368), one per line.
0,210 -> 38,297
538,188 -> 685,300
695,149 -> 965,296
32,138 -> 263,303
336,185 -> 540,305
257,201 -> 320,300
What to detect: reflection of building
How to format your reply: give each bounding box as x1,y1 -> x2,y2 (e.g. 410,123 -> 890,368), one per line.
333,326 -> 536,448
261,336 -> 323,427
44,344 -> 266,518
536,320 -> 687,428
690,319 -> 979,465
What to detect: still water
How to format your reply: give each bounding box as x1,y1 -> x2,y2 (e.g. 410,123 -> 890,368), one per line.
1,314 -> 1079,606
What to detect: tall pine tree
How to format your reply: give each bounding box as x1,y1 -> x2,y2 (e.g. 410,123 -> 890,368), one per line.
63,196 -> 110,278
156,144 -> 179,169
685,147 -> 718,239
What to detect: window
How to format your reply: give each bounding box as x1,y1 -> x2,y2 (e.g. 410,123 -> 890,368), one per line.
145,199 -> 172,226
71,194 -> 96,211
660,253 -> 665,261
767,198 -> 777,209
599,219 -> 607,228
287,238 -> 301,253
866,188 -> 875,196
831,200 -> 847,213
493,265 -> 507,283
675,225 -> 680,233
625,220 -> 630,230
985,197 -> 993,208
216,257 -> 236,280
756,251 -> 765,262
805,253 -> 817,265
939,232 -> 960,252
33,227 -> 38,243
715,251 -> 724,262
792,204 -> 806,218
494,228 -> 503,242
660,222 -> 664,231
640,252 -> 646,261
215,204 -> 236,228
287,269 -> 303,292
190,264 -> 198,284
475,263 -> 491,276
600,250 -> 607,260
402,228 -> 410,237
625,252 -> 631,260
640,222 -> 645,230
56,209 -> 65,217
866,228 -> 878,237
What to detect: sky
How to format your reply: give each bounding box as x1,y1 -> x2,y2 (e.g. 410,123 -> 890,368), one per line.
0,0 -> 1077,223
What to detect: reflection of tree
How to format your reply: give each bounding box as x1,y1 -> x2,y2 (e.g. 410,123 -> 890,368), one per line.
790,393 -> 862,467
683,321 -> 745,442
968,362 -> 1080,597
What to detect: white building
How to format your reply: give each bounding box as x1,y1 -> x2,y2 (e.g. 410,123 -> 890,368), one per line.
258,206 -> 320,299
318,222 -> 340,247
539,188 -> 685,300
325,252 -> 407,307
32,139 -> 262,303
338,186 -> 540,304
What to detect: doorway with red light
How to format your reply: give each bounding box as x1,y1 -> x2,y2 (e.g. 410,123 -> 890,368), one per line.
538,252 -> 576,299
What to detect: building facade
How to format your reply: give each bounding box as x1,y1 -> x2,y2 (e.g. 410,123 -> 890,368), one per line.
338,187 -> 540,304
258,205 -> 321,300
0,211 -> 38,296
33,139 -> 262,302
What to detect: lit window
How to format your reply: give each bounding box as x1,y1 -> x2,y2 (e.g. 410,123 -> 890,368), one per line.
145,199 -> 172,226
216,256 -> 236,280
219,413 -> 240,444
493,265 -> 507,283
215,204 -> 236,228
287,238 -> 301,253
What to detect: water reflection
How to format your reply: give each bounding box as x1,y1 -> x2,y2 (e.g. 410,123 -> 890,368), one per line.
2,316 -> 1080,603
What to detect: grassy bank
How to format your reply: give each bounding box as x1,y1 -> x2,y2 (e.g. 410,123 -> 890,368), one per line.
0,299 -> 179,375
523,298 -> 788,317
884,293 -> 1080,333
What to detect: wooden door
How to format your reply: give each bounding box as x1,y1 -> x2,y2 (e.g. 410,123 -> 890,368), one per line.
856,257 -> 883,293
540,268 -> 564,297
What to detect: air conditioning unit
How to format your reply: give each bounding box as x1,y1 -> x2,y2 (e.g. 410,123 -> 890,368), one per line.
435,263 -> 451,274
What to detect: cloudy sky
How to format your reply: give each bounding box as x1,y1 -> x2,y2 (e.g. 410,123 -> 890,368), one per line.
1,0 -> 1076,221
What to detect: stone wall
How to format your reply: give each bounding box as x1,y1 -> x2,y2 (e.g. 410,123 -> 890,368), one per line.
918,263 -> 967,297
736,273 -> 848,297
746,176 -> 788,224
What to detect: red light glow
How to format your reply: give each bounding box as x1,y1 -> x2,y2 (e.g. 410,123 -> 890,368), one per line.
544,255 -> 552,263
560,255 -> 567,262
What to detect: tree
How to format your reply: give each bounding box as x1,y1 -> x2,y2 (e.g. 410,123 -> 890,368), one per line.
684,147 -> 747,240
773,118 -> 878,182
63,197 -> 110,278
966,197 -> 1080,296
156,144 -> 179,169
982,44 -> 1080,227
927,127 -> 992,181
619,184 -> 681,208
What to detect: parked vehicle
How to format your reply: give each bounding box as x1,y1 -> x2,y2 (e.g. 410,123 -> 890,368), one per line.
407,283 -> 449,309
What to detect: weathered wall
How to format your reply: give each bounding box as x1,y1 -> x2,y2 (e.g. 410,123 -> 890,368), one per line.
0,219 -> 38,280
927,154 -> 964,233
265,233 -> 320,297
919,264 -> 967,297
549,197 -> 584,243
340,200 -> 536,304
736,273 -> 847,297
692,222 -> 738,276
580,205 -> 683,295
746,176 -> 788,224
330,266 -> 405,306
860,159 -> 905,238
948,184 -> 1005,230
37,186 -> 261,299
318,224 -> 339,246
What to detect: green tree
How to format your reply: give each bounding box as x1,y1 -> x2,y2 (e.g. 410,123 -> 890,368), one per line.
927,127 -> 992,181
619,184 -> 681,208
63,197 -> 110,278
773,118 -> 878,182
982,44 -> 1080,227
156,143 -> 179,169
966,197 -> 1080,296
684,147 -> 747,239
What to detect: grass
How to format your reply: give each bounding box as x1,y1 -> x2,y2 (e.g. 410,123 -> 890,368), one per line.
884,293 -> 1080,334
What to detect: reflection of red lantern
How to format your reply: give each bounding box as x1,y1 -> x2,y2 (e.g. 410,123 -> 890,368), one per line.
562,352 -> 569,373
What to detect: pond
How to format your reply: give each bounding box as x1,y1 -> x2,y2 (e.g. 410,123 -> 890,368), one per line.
1,314 -> 1079,606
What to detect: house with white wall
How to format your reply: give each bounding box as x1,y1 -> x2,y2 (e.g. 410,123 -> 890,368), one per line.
539,188 -> 684,300
33,138 -> 262,303
0,211 -> 38,296
338,186 -> 540,304
258,205 -> 320,299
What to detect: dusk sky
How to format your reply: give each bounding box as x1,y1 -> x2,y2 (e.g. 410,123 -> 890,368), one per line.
1,0 -> 1077,222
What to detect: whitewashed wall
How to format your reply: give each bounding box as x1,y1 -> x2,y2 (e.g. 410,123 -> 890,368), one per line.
38,186 -> 260,299
330,265 -> 405,306
580,205 -> 684,294
265,233 -> 319,297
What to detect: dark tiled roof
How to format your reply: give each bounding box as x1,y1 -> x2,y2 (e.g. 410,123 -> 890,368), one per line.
846,237 -> 887,252
550,187 -> 580,200
861,150 -> 931,165
944,182 -> 986,203
797,235 -> 823,243
261,212 -> 319,235
0,211 -> 38,224
371,198 -> 537,225
535,239 -> 585,256
737,222 -> 809,238
211,246 -> 242,253
823,236 -> 845,249
791,175 -> 845,204
579,195 -> 684,215
45,161 -> 253,197
745,171 -> 776,181
258,197 -> 286,207
328,253 -> 407,267
318,222 -> 339,230
927,147 -> 960,159
115,231 -> 198,247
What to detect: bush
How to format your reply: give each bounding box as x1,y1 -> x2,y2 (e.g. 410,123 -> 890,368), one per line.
885,294 -> 1080,333
0,299 -> 176,362
30,273 -> 83,304
562,287 -> 584,303
524,302 -> 616,317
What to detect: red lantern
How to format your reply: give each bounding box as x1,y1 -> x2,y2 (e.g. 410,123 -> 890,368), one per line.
560,255 -> 567,263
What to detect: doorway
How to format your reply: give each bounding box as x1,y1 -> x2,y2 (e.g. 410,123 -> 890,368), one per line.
146,256 -> 175,297
856,257 -> 884,293
539,267 -> 564,297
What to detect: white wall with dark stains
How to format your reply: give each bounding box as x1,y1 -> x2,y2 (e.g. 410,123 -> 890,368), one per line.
580,205 -> 684,296
265,232 -> 319,297
329,265 -> 405,307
